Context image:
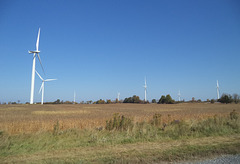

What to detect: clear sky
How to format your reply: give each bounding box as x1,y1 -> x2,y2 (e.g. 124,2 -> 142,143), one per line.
0,0 -> 240,103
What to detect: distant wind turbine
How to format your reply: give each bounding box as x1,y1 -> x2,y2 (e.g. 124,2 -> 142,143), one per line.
28,28 -> 45,104
74,90 -> 76,104
143,77 -> 147,102
117,92 -> 120,101
36,70 -> 57,105
217,80 -> 220,100
178,90 -> 181,101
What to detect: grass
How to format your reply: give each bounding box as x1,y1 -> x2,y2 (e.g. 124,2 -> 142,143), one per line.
1,103 -> 240,134
0,108 -> 240,163
1,134 -> 240,163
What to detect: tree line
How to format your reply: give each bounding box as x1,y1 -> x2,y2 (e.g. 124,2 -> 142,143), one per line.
1,93 -> 239,105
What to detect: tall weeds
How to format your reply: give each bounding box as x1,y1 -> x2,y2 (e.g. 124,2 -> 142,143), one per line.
105,110 -> 240,140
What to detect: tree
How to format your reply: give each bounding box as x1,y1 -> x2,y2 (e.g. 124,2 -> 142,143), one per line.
192,97 -> 195,102
64,101 -> 72,104
86,100 -> 92,104
152,99 -> 157,103
54,99 -> 61,104
165,94 -> 174,104
218,94 -> 233,104
123,95 -> 142,103
233,94 -> 239,104
96,99 -> 105,104
210,99 -> 215,104
158,95 -> 166,104
158,95 -> 174,104
106,99 -> 112,104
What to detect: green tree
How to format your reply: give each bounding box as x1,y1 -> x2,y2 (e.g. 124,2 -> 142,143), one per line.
165,94 -> 174,104
54,99 -> 61,104
96,99 -> 105,104
123,95 -> 142,103
219,94 -> 233,104
152,99 -> 157,103
233,94 -> 239,104
158,95 -> 166,104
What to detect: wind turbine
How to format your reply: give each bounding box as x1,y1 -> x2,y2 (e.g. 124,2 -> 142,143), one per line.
178,90 -> 181,101
28,28 -> 44,104
216,80 -> 220,100
35,71 -> 57,105
74,90 -> 76,104
143,77 -> 147,102
117,92 -> 120,101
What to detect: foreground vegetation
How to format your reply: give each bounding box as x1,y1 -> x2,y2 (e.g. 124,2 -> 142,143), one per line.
1,103 -> 239,134
0,108 -> 240,163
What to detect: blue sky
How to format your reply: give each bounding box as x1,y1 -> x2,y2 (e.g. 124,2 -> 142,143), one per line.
0,0 -> 240,103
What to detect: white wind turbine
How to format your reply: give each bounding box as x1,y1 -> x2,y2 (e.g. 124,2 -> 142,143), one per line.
143,77 -> 147,102
216,80 -> 220,100
117,92 -> 120,101
36,71 -> 57,105
178,90 -> 181,101
28,28 -> 44,104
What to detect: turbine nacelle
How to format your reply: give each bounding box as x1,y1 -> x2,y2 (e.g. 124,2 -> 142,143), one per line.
28,50 -> 40,54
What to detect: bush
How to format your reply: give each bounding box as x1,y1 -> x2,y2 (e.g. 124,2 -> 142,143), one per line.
210,99 -> 215,104
230,110 -> 239,120
219,94 -> 233,104
96,99 -> 105,104
152,99 -> 157,103
123,95 -> 142,103
158,95 -> 166,104
158,94 -> 174,104
105,113 -> 133,131
151,113 -> 162,127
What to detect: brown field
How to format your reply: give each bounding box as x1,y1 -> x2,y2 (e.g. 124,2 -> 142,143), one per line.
0,103 -> 240,135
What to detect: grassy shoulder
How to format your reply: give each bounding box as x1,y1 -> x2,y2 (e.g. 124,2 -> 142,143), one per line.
1,135 -> 240,163
0,111 -> 239,163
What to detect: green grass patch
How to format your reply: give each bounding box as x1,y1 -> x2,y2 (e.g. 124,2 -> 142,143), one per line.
160,142 -> 240,162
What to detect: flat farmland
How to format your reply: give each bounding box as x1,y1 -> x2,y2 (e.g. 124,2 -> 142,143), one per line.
1,103 -> 240,134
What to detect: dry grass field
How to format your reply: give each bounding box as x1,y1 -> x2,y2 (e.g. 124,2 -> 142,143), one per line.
1,103 -> 240,135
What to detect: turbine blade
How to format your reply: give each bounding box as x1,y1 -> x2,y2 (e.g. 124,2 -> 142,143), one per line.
36,28 -> 40,51
39,82 -> 44,94
35,70 -> 44,81
37,54 -> 45,75
45,79 -> 57,82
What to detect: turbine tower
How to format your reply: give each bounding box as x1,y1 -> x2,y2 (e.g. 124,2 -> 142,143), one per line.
28,28 -> 44,104
178,90 -> 181,101
117,92 -> 120,101
143,77 -> 147,102
74,90 -> 76,104
217,80 -> 220,100
36,71 -> 57,105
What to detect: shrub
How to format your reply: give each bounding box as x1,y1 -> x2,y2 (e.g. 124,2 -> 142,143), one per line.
219,94 -> 233,104
152,99 -> 157,103
230,110 -> 239,120
106,113 -> 133,131
96,99 -> 105,104
210,99 -> 215,104
53,120 -> 60,135
123,95 -> 142,103
151,113 -> 162,127
158,94 -> 174,104
158,95 -> 166,104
